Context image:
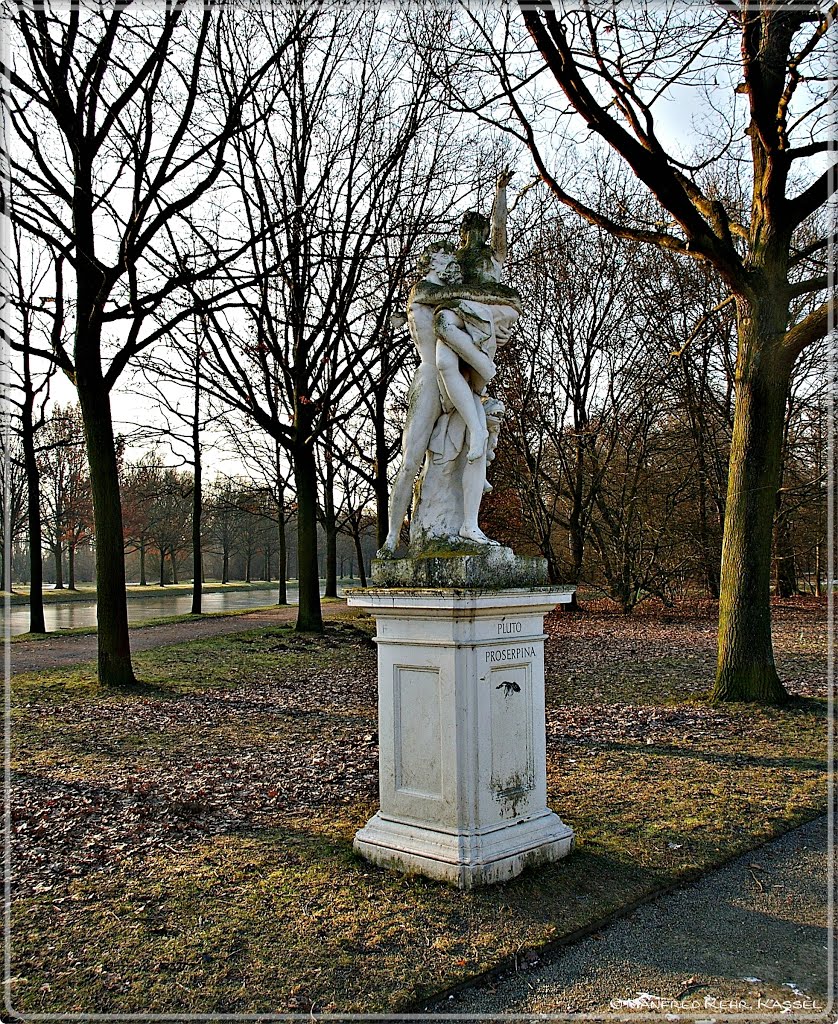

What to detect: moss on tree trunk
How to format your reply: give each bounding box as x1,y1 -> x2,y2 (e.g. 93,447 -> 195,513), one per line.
712,299 -> 791,705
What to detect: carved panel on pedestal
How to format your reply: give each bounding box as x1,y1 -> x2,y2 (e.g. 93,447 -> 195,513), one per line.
488,663 -> 534,804
393,666 -> 443,799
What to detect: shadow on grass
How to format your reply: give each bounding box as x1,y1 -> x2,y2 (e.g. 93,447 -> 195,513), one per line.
560,740 -> 826,772
11,815 -> 674,1015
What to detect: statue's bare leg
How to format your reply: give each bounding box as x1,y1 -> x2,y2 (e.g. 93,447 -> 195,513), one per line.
459,397 -> 498,544
380,367 -> 442,554
435,310 -> 495,381
435,342 -> 488,462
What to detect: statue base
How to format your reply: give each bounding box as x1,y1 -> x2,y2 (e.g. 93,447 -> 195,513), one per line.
371,544 -> 548,589
345,586 -> 576,888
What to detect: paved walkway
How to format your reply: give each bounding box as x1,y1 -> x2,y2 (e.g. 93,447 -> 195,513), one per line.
427,815 -> 831,1020
7,601 -> 350,674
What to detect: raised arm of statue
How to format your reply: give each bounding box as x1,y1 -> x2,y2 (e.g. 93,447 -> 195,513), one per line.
491,167 -> 514,268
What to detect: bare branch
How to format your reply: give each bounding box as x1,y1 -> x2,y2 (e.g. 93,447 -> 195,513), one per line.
782,298 -> 834,362
787,160 -> 838,226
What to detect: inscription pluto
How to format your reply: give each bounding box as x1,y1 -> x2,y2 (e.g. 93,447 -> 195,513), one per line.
497,620 -> 522,635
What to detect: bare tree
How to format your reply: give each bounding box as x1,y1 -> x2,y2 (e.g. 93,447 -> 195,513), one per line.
193,7 -> 463,631
0,433 -> 27,594
205,477 -> 239,586
774,342 -> 828,596
38,405 -> 90,591
4,1 -> 308,684
130,318 -> 227,613
1,225 -> 58,627
499,196 -> 638,589
635,245 -> 737,599
219,409 -> 295,604
122,455 -> 159,588
146,465 -> 192,587
436,1 -> 834,701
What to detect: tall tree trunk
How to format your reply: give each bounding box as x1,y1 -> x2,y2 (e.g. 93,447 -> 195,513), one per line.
539,532 -> 559,586
222,544 -> 229,585
352,525 -> 367,588
697,472 -> 721,600
682,365 -> 721,601
277,478 -> 287,606
139,539 -> 147,587
712,301 -> 791,704
68,543 -> 76,590
53,542 -> 64,589
773,445 -> 797,599
191,366 -> 203,615
159,549 -> 166,587
564,443 -> 585,611
294,439 -> 323,632
73,158 -> 136,686
815,540 -> 823,597
774,514 -> 798,598
374,393 -> 389,549
22,405 -> 46,633
324,456 -> 337,599
693,433 -> 721,600
77,374 -> 137,687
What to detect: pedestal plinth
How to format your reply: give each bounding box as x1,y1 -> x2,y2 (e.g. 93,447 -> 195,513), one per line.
346,585 -> 576,888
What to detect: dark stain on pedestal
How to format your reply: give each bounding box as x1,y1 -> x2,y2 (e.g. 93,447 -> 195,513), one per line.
493,772 -> 531,817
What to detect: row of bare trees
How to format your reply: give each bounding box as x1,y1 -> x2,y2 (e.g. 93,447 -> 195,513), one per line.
3,2 -> 459,682
482,196 -> 826,614
3,429 -> 378,599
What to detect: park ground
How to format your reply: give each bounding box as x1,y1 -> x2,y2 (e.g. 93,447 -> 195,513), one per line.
7,596 -> 828,1014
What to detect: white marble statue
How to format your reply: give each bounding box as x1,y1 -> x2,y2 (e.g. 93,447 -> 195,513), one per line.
379,170 -> 522,558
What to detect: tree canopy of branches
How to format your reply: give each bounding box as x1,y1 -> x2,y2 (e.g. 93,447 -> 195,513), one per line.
192,6 -> 462,631
4,0 -> 310,684
436,0 -> 835,702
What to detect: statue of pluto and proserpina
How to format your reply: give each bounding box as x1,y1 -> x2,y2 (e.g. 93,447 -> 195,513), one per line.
379,170 -> 522,559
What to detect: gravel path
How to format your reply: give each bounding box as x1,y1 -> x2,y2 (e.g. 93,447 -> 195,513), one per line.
428,815 -> 831,1020
7,601 -> 350,674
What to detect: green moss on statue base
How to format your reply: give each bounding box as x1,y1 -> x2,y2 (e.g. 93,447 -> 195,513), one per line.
370,544 -> 550,589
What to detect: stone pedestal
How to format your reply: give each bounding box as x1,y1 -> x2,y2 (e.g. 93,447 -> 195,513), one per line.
346,584 -> 576,888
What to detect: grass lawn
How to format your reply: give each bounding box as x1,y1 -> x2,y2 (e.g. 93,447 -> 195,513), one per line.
9,599 -> 828,1014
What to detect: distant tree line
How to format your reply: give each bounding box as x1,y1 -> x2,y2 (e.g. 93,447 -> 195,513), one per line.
2,411 -> 378,595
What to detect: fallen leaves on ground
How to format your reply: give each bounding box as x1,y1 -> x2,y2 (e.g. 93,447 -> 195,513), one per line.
9,600 -> 827,899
